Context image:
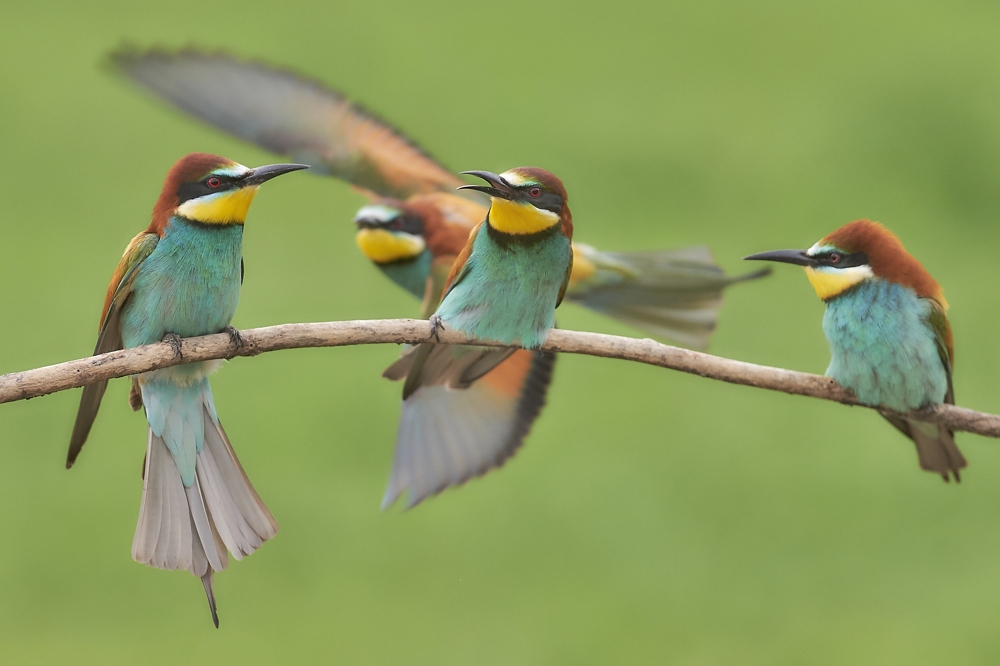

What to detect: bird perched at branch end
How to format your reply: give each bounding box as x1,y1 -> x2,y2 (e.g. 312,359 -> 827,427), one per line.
67,152 -> 307,626
745,220 -> 965,481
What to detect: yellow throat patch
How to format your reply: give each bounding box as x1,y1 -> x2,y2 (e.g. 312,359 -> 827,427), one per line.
487,198 -> 560,235
804,265 -> 870,300
356,228 -> 426,263
176,186 -> 259,225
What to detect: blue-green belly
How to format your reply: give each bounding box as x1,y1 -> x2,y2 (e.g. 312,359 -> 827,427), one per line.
437,226 -> 571,349
823,279 -> 948,412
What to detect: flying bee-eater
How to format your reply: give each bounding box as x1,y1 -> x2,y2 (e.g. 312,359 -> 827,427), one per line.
68,153 -> 307,626
745,219 -> 966,481
382,167 -> 573,495
108,46 -> 767,507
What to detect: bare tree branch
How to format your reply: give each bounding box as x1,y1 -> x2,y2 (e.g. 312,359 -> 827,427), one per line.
1,318 -> 997,438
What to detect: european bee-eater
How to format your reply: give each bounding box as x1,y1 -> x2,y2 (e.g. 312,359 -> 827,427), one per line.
108,46 -> 768,347
382,167 -> 573,495
108,46 -> 767,508
745,220 -> 965,480
68,153 -> 307,626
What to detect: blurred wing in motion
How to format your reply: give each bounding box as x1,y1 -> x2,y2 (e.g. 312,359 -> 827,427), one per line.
108,46 -> 464,199
566,244 -> 771,349
382,349 -> 555,508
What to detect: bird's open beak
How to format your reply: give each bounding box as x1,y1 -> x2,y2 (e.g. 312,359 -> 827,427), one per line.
743,249 -> 818,267
242,163 -> 309,187
458,170 -> 515,199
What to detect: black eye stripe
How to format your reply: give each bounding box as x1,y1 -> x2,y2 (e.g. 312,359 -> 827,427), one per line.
176,174 -> 240,204
814,251 -> 869,268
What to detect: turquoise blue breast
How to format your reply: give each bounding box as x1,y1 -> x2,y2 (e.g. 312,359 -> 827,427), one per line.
121,218 -> 243,349
379,249 -> 432,300
823,279 -> 948,412
436,225 -> 571,349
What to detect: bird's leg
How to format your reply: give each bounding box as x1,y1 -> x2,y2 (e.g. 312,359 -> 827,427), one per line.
429,314 -> 445,342
223,326 -> 243,350
162,333 -> 183,359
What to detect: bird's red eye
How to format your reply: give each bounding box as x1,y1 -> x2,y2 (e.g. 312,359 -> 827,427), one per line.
528,187 -> 542,198
207,177 -> 222,188
828,252 -> 841,263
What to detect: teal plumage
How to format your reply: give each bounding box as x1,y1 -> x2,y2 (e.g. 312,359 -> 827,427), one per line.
823,279 -> 948,413
67,153 -> 306,626
378,249 -> 433,300
745,219 -> 965,480
437,224 -> 571,349
382,168 -> 573,506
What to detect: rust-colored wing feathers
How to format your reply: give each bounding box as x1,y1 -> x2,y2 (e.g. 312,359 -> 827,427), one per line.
108,46 -> 463,199
68,232 -> 159,468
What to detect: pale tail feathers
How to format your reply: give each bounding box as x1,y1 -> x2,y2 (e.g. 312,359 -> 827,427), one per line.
382,350 -> 555,509
882,415 -> 967,482
565,245 -> 770,350
133,404 -> 277,626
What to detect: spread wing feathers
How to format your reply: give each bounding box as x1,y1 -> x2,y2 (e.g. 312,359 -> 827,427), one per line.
564,244 -> 771,350
880,298 -> 966,481
67,232 -> 159,468
108,46 -> 463,199
382,349 -> 556,509
384,342 -> 517,400
132,405 -> 278,574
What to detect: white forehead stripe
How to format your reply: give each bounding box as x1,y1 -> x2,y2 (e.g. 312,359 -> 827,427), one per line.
807,242 -> 835,256
212,163 -> 251,178
354,204 -> 401,222
499,170 -> 536,187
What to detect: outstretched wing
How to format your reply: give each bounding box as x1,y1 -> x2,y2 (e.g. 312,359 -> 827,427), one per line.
67,232 -> 159,468
382,349 -> 555,508
108,46 -> 464,199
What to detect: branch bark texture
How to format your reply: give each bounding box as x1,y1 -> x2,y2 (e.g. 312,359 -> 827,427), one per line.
1,318 -> 997,438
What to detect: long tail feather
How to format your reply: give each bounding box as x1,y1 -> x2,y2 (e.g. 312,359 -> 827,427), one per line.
132,382 -> 277,626
565,244 -> 770,349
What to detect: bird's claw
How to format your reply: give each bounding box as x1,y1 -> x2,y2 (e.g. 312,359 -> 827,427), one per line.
429,314 -> 445,342
162,333 -> 183,359
224,326 -> 244,350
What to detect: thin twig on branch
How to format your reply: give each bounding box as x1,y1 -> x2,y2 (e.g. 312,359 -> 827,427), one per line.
1,318 -> 997,438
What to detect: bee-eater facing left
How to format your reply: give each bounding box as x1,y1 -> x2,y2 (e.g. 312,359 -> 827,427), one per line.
67,153 -> 307,626
745,220 -> 966,481
383,168 -> 573,500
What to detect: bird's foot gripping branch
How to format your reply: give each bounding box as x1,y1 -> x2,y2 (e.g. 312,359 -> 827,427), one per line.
1,318 -> 998,438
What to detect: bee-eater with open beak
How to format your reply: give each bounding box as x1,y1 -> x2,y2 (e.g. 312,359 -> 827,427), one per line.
108,46 -> 766,508
382,167 -> 573,495
68,153 -> 307,626
108,46 -> 768,348
745,220 -> 965,480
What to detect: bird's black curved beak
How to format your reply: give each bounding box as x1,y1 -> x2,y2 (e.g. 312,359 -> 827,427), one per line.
242,163 -> 309,187
743,249 -> 818,267
458,170 -> 515,200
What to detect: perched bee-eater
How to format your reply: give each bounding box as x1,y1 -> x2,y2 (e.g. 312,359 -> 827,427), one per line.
383,167 -> 573,488
745,220 -> 965,480
108,46 -> 766,507
68,153 -> 307,626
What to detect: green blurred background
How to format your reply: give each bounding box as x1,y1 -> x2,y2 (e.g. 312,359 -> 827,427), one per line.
2,0 -> 1000,663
